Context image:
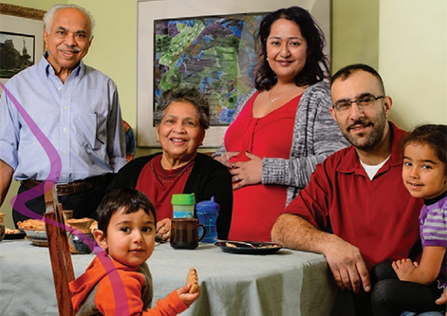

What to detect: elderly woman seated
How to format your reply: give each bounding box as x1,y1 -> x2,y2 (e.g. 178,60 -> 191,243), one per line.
108,87 -> 232,240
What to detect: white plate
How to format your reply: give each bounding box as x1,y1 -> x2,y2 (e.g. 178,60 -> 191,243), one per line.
24,230 -> 47,240
25,236 -> 48,247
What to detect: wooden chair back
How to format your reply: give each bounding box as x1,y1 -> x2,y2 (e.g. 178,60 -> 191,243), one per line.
43,183 -> 75,316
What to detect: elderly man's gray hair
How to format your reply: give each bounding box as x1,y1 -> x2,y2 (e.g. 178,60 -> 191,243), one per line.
43,4 -> 95,40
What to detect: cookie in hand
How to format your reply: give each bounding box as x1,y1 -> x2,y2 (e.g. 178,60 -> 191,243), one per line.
186,267 -> 199,294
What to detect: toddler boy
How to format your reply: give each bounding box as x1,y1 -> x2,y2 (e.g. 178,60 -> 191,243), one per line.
70,188 -> 200,315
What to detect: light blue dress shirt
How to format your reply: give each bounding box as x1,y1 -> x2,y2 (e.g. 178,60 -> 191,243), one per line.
0,52 -> 127,183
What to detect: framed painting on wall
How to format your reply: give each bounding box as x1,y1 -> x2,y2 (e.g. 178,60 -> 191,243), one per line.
0,4 -> 45,96
137,0 -> 330,147
0,31 -> 36,79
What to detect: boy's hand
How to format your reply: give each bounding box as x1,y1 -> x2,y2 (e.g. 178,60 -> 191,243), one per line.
177,284 -> 200,306
177,267 -> 200,306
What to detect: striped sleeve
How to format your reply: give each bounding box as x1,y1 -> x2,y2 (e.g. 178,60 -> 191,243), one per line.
422,208 -> 447,247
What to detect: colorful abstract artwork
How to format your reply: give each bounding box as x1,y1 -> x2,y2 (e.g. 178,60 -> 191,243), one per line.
138,0 -> 330,147
154,13 -> 264,126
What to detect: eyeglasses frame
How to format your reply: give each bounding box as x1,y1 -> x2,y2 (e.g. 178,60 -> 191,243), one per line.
332,93 -> 385,112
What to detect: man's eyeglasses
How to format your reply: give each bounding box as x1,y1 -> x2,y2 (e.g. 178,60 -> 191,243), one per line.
332,93 -> 385,112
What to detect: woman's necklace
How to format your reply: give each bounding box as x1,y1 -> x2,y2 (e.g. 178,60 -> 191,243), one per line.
267,85 -> 299,106
148,158 -> 194,184
159,159 -> 193,178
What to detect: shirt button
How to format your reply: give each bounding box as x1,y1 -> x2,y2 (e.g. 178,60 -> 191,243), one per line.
63,106 -> 68,110
63,127 -> 67,133
62,174 -> 67,179
58,87 -> 62,91
62,150 -> 67,155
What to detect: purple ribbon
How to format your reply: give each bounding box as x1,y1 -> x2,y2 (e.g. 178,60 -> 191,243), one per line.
0,82 -> 130,314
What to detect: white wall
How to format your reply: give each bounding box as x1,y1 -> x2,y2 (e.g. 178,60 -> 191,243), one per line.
379,0 -> 447,129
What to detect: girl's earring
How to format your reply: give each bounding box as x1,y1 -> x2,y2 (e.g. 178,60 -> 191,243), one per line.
266,57 -> 269,61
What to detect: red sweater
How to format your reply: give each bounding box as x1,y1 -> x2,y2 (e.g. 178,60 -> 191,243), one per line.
70,251 -> 188,315
285,122 -> 422,270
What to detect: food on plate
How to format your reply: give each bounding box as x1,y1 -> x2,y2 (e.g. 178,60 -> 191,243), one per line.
5,227 -> 21,234
17,219 -> 46,231
225,241 -> 279,249
186,267 -> 199,294
258,244 -> 279,249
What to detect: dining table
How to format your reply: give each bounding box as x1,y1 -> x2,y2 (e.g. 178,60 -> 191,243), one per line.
0,237 -> 355,316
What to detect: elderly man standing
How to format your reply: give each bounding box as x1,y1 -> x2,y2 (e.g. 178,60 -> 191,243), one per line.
0,4 -> 126,225
271,64 -> 423,315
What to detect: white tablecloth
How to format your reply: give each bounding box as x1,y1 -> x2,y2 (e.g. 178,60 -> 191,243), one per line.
0,239 -> 354,316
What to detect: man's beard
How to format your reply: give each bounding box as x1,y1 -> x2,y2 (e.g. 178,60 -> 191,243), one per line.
341,112 -> 387,151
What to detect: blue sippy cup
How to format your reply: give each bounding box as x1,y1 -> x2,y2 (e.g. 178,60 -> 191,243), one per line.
196,196 -> 220,243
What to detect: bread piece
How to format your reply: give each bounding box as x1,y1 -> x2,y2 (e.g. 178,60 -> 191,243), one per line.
5,227 -> 21,234
17,219 -> 46,231
186,267 -> 199,294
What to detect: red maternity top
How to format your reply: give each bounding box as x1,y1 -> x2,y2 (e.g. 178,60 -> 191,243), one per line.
226,91 -> 300,241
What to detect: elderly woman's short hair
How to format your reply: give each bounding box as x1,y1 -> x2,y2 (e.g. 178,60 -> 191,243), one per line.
44,4 -> 95,40
154,87 -> 210,130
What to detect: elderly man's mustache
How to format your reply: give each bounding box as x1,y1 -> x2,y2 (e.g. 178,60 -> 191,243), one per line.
60,45 -> 81,52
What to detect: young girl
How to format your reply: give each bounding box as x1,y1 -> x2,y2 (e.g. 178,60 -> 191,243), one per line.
70,188 -> 200,315
371,124 -> 447,316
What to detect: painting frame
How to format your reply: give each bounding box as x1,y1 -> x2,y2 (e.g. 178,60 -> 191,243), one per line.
0,4 -> 46,95
137,0 -> 330,148
0,31 -> 36,79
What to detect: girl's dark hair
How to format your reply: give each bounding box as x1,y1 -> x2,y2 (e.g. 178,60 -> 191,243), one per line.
255,6 -> 330,91
404,124 -> 447,175
96,188 -> 156,235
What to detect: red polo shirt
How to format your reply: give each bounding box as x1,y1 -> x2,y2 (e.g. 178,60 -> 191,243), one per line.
285,122 -> 422,270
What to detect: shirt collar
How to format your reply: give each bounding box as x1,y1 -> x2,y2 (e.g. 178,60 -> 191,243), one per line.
424,190 -> 447,206
337,121 -> 408,175
39,51 -> 84,79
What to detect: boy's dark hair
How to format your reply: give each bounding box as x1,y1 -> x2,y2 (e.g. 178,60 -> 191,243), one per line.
404,124 -> 447,175
331,63 -> 385,95
96,188 -> 157,235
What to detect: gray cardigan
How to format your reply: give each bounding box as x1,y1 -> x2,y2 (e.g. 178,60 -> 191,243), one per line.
214,81 -> 349,206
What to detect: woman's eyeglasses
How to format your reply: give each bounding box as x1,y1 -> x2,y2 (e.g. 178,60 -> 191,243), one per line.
332,93 -> 385,113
